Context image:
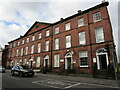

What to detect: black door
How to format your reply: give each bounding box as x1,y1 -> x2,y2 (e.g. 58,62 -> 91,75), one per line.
45,59 -> 48,69
67,58 -> 71,69
99,54 -> 107,69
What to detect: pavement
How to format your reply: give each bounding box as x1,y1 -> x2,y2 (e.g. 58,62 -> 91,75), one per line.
5,69 -> 120,89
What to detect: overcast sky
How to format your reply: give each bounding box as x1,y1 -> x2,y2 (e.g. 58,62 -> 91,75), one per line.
0,0 -> 119,53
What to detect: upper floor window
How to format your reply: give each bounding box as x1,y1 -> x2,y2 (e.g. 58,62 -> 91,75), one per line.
54,27 -> 59,34
65,23 -> 70,31
79,51 -> 88,67
93,12 -> 101,22
16,49 -> 19,56
95,27 -> 104,43
46,30 -> 50,37
32,36 -> 35,41
20,48 -> 23,56
66,35 -> 71,48
45,41 -> 49,51
78,18 -> 84,27
79,31 -> 86,45
31,45 -> 34,54
22,40 -> 24,44
25,46 -> 28,55
26,38 -> 29,43
10,44 -> 12,48
38,33 -> 42,39
17,42 -> 20,46
54,54 -> 60,67
12,50 -> 14,57
55,38 -> 59,50
14,43 -> 16,47
37,43 -> 41,53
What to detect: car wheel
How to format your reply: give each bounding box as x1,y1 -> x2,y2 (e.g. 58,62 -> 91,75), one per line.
19,72 -> 23,77
11,71 -> 14,76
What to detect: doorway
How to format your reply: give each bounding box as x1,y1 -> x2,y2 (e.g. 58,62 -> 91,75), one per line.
65,52 -> 72,69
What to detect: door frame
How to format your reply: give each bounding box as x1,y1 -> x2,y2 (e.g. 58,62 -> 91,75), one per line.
44,55 -> 49,68
65,52 -> 73,69
96,52 -> 109,70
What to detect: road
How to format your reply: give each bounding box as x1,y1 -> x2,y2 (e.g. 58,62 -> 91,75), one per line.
2,71 -> 120,90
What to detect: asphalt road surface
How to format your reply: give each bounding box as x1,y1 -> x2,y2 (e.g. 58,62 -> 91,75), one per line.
1,71 -> 120,90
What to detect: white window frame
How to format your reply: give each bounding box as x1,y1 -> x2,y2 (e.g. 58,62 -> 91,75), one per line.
55,38 -> 59,50
16,49 -> 19,56
93,12 -> 101,22
38,33 -> 42,39
14,43 -> 16,47
32,36 -> 35,41
55,27 -> 59,34
54,54 -> 60,67
10,44 -> 12,48
79,51 -> 88,67
37,43 -> 41,53
20,48 -> 23,56
79,31 -> 86,45
25,46 -> 28,55
17,42 -> 20,46
66,35 -> 71,48
23,58 -> 27,65
36,57 -> 40,67
95,27 -> 104,43
65,23 -> 70,31
31,45 -> 34,54
26,38 -> 29,43
46,30 -> 50,37
22,40 -> 24,44
78,18 -> 84,27
45,41 -> 49,51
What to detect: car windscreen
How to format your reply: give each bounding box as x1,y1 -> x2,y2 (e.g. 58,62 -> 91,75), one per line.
18,66 -> 23,69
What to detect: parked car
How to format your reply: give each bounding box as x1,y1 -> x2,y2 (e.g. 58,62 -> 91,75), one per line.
0,66 -> 5,73
11,65 -> 34,77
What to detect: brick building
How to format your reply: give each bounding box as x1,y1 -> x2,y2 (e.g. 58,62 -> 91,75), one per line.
7,2 -> 116,76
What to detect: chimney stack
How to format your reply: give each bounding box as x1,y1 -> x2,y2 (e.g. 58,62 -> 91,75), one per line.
60,18 -> 64,21
78,10 -> 82,13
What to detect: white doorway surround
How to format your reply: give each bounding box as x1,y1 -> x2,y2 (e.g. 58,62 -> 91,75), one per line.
65,52 -> 73,69
96,48 -> 109,70
44,55 -> 49,68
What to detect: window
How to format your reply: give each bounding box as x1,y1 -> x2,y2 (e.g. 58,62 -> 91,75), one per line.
79,32 -> 86,45
95,27 -> 104,43
12,50 -> 14,57
46,30 -> 50,37
93,12 -> 101,22
22,40 -> 24,44
55,38 -> 59,50
36,57 -> 40,67
16,49 -> 19,56
20,48 -> 23,56
23,58 -> 27,65
79,51 -> 88,67
26,38 -> 29,43
17,42 -> 20,46
14,43 -> 16,47
25,46 -> 28,55
37,43 -> 41,53
55,27 -> 59,34
38,33 -> 42,39
78,18 -> 84,27
32,36 -> 35,41
31,45 -> 34,54
45,41 -> 49,51
54,54 -> 60,67
65,23 -> 70,31
66,35 -> 71,48
10,44 -> 12,48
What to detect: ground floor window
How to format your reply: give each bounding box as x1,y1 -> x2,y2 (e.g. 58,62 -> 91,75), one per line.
79,51 -> 88,67
36,57 -> 40,68
54,54 -> 60,67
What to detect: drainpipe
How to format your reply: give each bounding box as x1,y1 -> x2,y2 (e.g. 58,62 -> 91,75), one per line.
87,13 -> 94,77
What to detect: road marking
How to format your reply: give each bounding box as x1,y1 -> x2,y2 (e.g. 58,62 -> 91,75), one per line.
32,81 -> 60,89
81,82 -> 120,88
63,83 -> 81,89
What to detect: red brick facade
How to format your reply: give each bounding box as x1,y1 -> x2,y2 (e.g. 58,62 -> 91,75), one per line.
7,2 -> 115,76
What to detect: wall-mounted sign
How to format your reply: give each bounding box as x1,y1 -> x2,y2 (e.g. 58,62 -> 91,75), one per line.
60,59 -> 64,62
93,58 -> 96,63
